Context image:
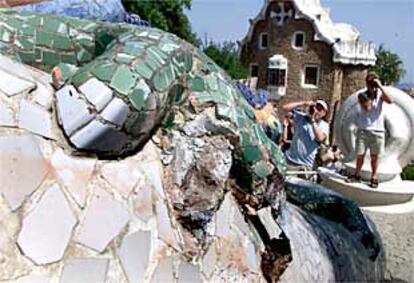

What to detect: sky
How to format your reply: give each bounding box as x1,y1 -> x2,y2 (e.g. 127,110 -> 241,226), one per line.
187,0 -> 414,84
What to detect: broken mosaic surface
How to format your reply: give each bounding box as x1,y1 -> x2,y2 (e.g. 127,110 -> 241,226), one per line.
0,6 -> 385,283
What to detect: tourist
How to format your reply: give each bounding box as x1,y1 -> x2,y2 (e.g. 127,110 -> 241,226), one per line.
281,112 -> 294,152
346,72 -> 393,188
282,99 -> 330,171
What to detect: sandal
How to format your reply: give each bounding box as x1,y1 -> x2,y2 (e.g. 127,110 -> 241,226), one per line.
370,178 -> 379,189
345,174 -> 361,183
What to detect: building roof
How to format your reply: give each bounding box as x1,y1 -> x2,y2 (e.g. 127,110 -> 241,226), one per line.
242,0 -> 377,66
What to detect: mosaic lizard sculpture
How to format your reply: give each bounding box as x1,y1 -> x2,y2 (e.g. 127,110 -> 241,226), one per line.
0,9 -> 384,282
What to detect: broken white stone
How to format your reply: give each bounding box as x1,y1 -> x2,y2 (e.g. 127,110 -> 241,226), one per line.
70,120 -> 128,152
257,207 -> 282,240
244,239 -> 261,274
18,99 -> 54,139
232,205 -> 251,237
101,158 -> 144,198
100,97 -> 129,126
0,135 -> 48,210
16,275 -> 50,283
0,69 -> 35,97
55,85 -> 95,136
138,161 -> 165,199
17,185 -> 77,265
202,244 -> 217,278
155,200 -> 179,250
131,185 -> 153,222
215,194 -> 232,238
177,262 -> 202,283
0,100 -> 15,126
51,148 -> 96,207
118,231 -> 152,283
76,188 -> 129,252
60,258 -> 109,283
79,78 -> 113,111
151,256 -> 174,283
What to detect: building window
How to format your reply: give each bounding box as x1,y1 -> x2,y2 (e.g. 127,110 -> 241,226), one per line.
259,33 -> 268,49
250,64 -> 259,77
292,31 -> 305,49
303,65 -> 320,88
268,69 -> 287,87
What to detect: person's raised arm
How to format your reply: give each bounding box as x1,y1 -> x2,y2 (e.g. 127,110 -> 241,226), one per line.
375,79 -> 392,104
282,100 -> 315,112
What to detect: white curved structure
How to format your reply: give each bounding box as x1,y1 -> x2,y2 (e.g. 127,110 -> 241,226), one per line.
321,86 -> 414,207
334,86 -> 414,182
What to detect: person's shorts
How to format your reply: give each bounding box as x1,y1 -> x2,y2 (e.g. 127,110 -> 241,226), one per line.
355,129 -> 385,156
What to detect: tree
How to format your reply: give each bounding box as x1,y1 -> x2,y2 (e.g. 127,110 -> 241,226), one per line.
203,41 -> 249,80
372,44 -> 406,85
122,0 -> 199,45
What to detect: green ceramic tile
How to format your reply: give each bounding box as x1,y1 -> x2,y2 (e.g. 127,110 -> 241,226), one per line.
206,77 -> 218,91
206,62 -> 219,73
115,53 -> 135,64
129,88 -> 148,110
242,146 -> 262,163
191,77 -> 205,92
170,84 -> 185,103
34,30 -> 53,46
61,52 -> 78,65
151,64 -> 175,92
42,50 -> 61,66
91,63 -> 116,82
123,44 -> 144,56
52,35 -> 72,50
16,36 -> 33,50
19,25 -> 35,36
110,65 -> 137,95
17,50 -> 36,64
134,63 -> 153,80
240,131 -> 251,147
254,161 -> 271,178
217,104 -> 233,121
71,71 -> 91,85
76,48 -> 93,63
145,53 -> 162,71
0,29 -> 12,43
4,17 -> 23,29
195,93 -> 214,105
43,17 -> 62,33
26,16 -> 42,26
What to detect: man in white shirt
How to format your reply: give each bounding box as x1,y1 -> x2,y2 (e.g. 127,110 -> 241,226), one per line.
347,72 -> 393,188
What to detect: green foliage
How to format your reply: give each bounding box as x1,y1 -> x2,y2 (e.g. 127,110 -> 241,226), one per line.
202,41 -> 248,80
122,0 -> 199,46
372,44 -> 406,85
401,165 -> 414,181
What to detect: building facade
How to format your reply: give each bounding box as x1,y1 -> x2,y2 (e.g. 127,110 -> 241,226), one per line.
241,0 -> 377,115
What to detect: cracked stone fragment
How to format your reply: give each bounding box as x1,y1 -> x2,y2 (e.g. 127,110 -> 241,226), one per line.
257,207 -> 282,240
56,85 -> 95,136
51,148 -> 96,207
60,258 -> 109,283
0,100 -> 15,126
202,244 -> 217,278
100,97 -> 129,126
0,135 -> 48,210
215,194 -> 232,238
118,231 -> 152,283
79,78 -> 113,111
177,262 -> 202,283
16,275 -> 50,283
70,120 -> 128,152
155,200 -> 179,250
0,69 -> 35,97
101,159 -> 144,198
18,99 -> 53,139
138,161 -> 165,198
76,188 -> 129,252
152,256 -> 174,283
17,185 -> 77,265
131,185 -> 153,222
